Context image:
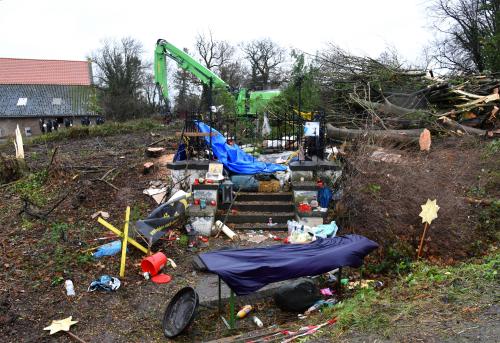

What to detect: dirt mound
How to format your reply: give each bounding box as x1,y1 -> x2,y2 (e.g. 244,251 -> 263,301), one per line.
337,137 -> 499,265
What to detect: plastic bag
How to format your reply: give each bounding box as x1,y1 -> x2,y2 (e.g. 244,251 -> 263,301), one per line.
92,240 -> 121,259
312,221 -> 339,239
262,114 -> 271,137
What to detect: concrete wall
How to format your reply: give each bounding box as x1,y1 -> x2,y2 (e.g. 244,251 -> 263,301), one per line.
0,117 -> 93,138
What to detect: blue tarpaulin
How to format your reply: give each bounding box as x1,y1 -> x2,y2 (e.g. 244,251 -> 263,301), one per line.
199,234 -> 378,295
195,121 -> 287,175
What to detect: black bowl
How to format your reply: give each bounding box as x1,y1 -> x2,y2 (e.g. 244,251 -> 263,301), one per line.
162,286 -> 199,338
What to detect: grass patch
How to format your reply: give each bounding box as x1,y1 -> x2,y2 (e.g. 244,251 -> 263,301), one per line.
29,118 -> 164,144
316,252 -> 499,340
482,139 -> 500,159
12,170 -> 49,206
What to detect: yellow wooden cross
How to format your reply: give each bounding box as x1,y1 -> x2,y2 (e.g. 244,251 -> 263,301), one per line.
97,207 -> 148,277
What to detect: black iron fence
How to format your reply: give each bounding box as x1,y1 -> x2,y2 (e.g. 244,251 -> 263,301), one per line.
177,111 -> 326,160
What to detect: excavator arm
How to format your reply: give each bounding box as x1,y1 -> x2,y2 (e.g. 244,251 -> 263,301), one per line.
154,38 -> 281,116
154,39 -> 228,103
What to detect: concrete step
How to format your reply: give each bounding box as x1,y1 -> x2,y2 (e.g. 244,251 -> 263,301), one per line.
219,201 -> 294,212
230,222 -> 289,231
236,192 -> 293,202
218,211 -> 295,224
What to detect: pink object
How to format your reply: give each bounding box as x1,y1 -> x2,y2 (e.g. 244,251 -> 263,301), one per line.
151,274 -> 172,284
320,288 -> 333,296
141,252 -> 167,276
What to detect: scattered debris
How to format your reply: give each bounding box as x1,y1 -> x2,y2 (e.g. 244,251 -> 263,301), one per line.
90,211 -> 109,219
87,275 -> 121,292
236,305 -> 253,319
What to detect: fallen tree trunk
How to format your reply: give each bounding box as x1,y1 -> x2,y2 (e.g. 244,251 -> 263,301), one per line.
326,124 -> 420,144
438,117 -> 486,136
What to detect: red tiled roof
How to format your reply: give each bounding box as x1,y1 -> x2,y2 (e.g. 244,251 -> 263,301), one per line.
0,58 -> 91,86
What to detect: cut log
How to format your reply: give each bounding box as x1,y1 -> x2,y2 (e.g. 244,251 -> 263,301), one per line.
326,124 -> 420,144
146,147 -> 165,158
143,162 -> 155,174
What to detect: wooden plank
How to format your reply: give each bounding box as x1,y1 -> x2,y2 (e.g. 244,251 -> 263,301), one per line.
175,131 -> 217,137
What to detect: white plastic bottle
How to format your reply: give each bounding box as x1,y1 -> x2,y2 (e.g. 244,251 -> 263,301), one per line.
65,280 -> 75,296
252,316 -> 263,328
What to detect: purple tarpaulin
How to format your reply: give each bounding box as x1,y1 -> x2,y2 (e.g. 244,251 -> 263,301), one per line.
199,234 -> 378,295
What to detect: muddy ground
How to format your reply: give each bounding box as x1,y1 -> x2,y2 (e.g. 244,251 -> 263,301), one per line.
0,127 -> 498,342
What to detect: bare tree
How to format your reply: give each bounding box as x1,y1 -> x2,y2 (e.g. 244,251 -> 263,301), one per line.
195,31 -> 243,110
173,48 -> 200,114
91,37 -> 148,120
241,38 -> 286,90
429,0 -> 499,73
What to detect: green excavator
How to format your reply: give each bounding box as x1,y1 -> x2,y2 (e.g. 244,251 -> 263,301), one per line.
154,38 -> 280,116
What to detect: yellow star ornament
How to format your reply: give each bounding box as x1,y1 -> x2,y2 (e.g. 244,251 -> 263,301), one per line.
419,199 -> 440,225
43,316 -> 78,334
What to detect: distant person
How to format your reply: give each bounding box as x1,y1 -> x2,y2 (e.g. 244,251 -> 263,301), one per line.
46,120 -> 53,133
39,118 -> 45,134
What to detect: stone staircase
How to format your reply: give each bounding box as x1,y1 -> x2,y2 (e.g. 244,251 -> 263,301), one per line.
217,192 -> 294,231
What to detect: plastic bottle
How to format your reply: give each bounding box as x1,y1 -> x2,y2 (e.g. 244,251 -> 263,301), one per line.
65,280 -> 75,296
252,316 -> 263,328
236,305 -> 253,318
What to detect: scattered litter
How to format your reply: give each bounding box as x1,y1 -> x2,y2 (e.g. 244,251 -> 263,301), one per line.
320,288 -> 333,296
92,240 -> 122,259
243,234 -> 268,244
237,305 -> 253,318
347,279 -> 379,289
312,221 -> 339,239
304,298 -> 338,315
215,220 -> 239,241
141,252 -> 173,284
151,274 -> 172,284
65,280 -> 75,296
141,252 -> 167,276
267,217 -> 277,227
91,211 -> 110,219
143,186 -> 168,205
88,275 -> 121,292
252,315 -> 263,328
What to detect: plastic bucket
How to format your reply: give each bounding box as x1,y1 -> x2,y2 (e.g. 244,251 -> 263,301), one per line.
141,252 -> 167,276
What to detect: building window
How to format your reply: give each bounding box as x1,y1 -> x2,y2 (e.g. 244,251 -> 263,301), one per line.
0,128 -> 4,137
17,97 -> 27,106
24,127 -> 32,137
52,98 -> 62,105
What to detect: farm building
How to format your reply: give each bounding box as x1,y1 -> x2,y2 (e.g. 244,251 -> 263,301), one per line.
0,58 -> 97,137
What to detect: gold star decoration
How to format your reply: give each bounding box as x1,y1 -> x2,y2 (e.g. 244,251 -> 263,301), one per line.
43,316 -> 78,335
419,199 -> 440,225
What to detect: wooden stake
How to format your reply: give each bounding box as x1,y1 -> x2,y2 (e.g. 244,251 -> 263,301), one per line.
119,206 -> 130,277
66,331 -> 89,343
417,222 -> 429,259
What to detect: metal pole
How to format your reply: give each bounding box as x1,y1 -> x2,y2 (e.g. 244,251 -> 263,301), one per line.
209,78 -> 213,160
218,276 -> 222,314
229,290 -> 235,329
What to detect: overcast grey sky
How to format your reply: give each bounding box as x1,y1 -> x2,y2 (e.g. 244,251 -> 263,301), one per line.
0,0 -> 433,64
